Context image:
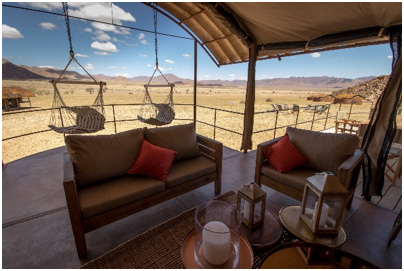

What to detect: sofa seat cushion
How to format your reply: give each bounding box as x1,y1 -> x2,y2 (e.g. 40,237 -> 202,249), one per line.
78,175 -> 165,218
144,123 -> 200,161
65,128 -> 144,186
261,163 -> 316,192
286,127 -> 359,175
165,155 -> 217,189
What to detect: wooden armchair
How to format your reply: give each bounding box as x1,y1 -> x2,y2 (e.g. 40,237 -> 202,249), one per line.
254,127 -> 364,208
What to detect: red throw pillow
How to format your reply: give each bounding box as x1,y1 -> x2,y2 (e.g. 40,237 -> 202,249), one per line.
264,134 -> 308,173
127,139 -> 177,181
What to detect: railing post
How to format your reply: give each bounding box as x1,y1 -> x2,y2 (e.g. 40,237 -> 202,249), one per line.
274,110 -> 279,139
112,105 -> 117,134
310,110 -> 316,131
348,101 -> 354,120
324,104 -> 331,130
295,109 -> 299,128
213,108 -> 217,140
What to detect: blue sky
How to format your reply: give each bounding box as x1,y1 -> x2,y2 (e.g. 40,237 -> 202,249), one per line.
2,2 -> 394,81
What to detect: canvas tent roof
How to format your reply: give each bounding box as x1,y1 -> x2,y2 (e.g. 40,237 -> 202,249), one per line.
2,87 -> 35,99
156,2 -> 402,66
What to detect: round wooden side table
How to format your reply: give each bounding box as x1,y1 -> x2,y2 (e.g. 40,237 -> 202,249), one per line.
279,205 -> 346,247
239,209 -> 283,251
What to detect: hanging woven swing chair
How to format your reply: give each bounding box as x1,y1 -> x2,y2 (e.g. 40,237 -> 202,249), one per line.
137,5 -> 175,126
49,2 -> 106,134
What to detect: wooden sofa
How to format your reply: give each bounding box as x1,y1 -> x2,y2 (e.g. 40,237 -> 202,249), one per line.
255,127 -> 363,207
63,123 -> 222,258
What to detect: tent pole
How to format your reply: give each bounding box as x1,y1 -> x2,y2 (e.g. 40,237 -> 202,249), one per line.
241,41 -> 257,153
193,39 -> 197,129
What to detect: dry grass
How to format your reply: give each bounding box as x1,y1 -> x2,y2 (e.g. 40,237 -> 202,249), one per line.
2,79 -> 372,163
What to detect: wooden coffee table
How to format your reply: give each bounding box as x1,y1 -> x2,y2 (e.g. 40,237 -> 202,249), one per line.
221,204 -> 283,251
239,209 -> 283,251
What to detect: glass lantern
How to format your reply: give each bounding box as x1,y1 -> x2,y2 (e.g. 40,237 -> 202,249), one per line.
300,173 -> 348,235
237,182 -> 266,229
194,200 -> 242,268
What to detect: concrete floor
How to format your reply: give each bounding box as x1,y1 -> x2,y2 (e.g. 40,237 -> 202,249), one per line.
2,146 -> 402,269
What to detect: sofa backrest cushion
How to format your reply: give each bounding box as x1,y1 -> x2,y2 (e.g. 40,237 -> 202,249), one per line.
144,123 -> 200,161
65,128 -> 144,186
286,127 -> 359,175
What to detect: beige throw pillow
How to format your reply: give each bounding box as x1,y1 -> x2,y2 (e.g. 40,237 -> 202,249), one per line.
65,128 -> 144,186
286,127 -> 359,175
144,123 -> 200,161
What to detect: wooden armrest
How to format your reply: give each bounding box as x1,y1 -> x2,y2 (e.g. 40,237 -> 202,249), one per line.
197,134 -> 223,162
339,150 -> 364,171
63,152 -> 75,184
254,137 -> 282,185
337,149 -> 364,189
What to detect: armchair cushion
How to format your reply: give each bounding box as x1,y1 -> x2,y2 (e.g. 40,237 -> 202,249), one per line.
144,123 -> 200,161
264,134 -> 308,173
261,164 -> 315,191
65,128 -> 144,186
286,127 -> 359,175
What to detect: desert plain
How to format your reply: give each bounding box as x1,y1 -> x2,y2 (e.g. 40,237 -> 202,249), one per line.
2,79 -> 372,163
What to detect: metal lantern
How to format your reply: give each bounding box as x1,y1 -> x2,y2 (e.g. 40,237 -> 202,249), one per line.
237,182 -> 266,229
300,173 -> 349,235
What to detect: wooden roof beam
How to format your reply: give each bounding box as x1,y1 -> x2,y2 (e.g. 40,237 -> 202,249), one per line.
180,9 -> 207,24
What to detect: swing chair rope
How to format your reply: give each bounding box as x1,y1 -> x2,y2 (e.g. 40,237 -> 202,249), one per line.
147,4 -> 170,86
48,2 -> 106,134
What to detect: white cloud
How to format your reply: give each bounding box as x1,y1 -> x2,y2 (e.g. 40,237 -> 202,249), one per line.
75,53 -> 89,57
90,22 -> 130,35
84,28 -> 92,33
94,51 -> 110,56
182,53 -> 191,59
165,59 -> 175,64
108,66 -> 117,69
69,3 -> 135,25
138,33 -> 147,44
85,63 -> 95,70
3,25 -> 24,39
146,64 -> 153,67
310,52 -> 321,58
229,74 -> 235,77
139,54 -> 148,57
387,55 -> 393,59
202,74 -> 210,78
39,22 -> 56,30
115,73 -> 131,78
91,41 -> 118,52
95,31 -> 111,41
39,65 -> 57,69
24,2 -> 60,11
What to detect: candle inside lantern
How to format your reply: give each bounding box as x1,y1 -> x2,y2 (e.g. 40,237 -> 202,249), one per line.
314,202 -> 329,227
202,221 -> 231,265
243,201 -> 250,220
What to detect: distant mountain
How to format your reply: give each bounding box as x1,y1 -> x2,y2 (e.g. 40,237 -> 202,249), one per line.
2,58 -> 381,89
2,59 -> 47,80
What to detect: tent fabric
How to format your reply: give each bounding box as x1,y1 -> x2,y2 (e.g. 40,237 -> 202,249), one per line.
361,29 -> 402,197
157,2 -> 401,65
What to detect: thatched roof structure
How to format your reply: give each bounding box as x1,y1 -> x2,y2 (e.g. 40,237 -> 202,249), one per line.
2,87 -> 35,99
156,2 -> 402,66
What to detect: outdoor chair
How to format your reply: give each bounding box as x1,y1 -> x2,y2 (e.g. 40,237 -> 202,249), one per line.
276,104 -> 283,111
284,104 -> 290,110
316,104 -> 329,114
255,127 -> 363,208
304,104 -> 312,111
292,104 -> 299,113
271,104 -> 278,111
